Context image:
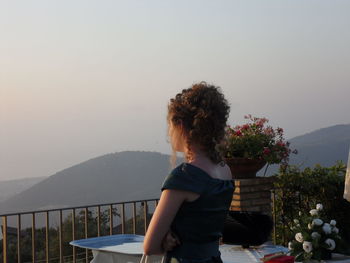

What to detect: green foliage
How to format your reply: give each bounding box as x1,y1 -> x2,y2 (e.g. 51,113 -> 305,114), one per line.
273,162 -> 350,255
124,206 -> 153,236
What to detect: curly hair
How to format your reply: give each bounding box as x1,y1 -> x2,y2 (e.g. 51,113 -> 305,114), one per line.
167,82 -> 230,164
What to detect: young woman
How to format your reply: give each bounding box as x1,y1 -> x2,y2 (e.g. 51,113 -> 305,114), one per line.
144,82 -> 234,263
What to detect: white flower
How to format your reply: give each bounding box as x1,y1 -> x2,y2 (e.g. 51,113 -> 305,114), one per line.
332,227 -> 339,234
288,241 -> 293,250
298,211 -> 302,216
295,232 -> 304,243
312,218 -> 323,226
293,219 -> 299,224
308,223 -> 313,230
323,223 -> 332,234
311,232 -> 321,239
325,238 -> 336,250
330,220 -> 337,226
310,209 -> 318,216
303,241 -> 313,253
316,203 -> 323,211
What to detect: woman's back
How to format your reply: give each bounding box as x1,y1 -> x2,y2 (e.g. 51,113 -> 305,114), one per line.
162,163 -> 234,260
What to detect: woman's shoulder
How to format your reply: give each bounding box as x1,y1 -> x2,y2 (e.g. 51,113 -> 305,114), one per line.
161,163 -> 210,194
220,163 -> 233,180
168,162 -> 208,178
184,162 -> 232,181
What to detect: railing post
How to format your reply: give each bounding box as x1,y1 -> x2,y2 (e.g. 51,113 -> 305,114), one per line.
132,202 -> 137,234
121,203 -> 125,234
45,211 -> 49,263
85,207 -> 88,263
97,206 -> 101,237
17,215 -> 21,263
59,210 -> 63,263
72,209 -> 76,263
109,205 -> 113,235
2,216 -> 7,263
143,201 -> 148,234
32,213 -> 36,263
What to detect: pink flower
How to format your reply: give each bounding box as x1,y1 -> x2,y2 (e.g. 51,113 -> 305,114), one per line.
256,120 -> 265,128
241,124 -> 250,130
263,147 -> 271,155
235,130 -> 242,136
264,127 -> 274,135
257,118 -> 268,126
277,141 -> 285,147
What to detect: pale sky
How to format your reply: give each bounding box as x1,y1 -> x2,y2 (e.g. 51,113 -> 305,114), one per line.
1,0 -> 350,181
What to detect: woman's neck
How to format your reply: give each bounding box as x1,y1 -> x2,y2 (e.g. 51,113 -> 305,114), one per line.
185,144 -> 210,164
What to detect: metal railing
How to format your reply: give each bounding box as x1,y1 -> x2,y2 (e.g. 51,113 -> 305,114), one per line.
1,198 -> 159,263
1,192 -> 284,263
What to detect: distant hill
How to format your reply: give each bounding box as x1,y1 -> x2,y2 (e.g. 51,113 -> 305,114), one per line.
0,177 -> 47,203
260,124 -> 350,176
288,124 -> 350,167
1,124 -> 349,214
0,151 -> 172,214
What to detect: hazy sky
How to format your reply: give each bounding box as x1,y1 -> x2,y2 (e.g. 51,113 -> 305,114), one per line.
1,0 -> 349,181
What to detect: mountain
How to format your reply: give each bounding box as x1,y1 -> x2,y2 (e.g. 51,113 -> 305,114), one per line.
259,124 -> 350,176
0,177 -> 47,203
288,124 -> 350,167
1,124 -> 349,214
0,151 -> 172,214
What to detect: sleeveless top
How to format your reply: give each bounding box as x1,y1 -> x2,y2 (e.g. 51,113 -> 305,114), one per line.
161,163 -> 234,261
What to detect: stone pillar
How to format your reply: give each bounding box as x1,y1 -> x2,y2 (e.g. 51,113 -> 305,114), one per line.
230,177 -> 274,214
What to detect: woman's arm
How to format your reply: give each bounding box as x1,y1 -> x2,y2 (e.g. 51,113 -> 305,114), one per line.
143,189 -> 189,255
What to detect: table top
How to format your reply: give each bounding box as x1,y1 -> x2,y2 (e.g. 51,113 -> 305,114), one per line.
70,234 -> 145,255
70,234 -> 288,259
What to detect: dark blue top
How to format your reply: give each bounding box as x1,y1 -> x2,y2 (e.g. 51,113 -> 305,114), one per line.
161,163 -> 234,260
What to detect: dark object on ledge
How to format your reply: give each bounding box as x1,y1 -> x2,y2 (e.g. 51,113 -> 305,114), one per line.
222,211 -> 273,248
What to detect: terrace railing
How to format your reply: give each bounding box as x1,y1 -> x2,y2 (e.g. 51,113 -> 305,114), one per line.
1,192 -> 283,263
1,198 -> 159,263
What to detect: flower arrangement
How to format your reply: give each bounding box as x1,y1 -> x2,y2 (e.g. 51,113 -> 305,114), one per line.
218,115 -> 296,165
288,203 -> 342,262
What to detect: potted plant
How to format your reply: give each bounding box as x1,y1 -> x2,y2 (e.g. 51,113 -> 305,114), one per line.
288,203 -> 342,262
218,115 -> 296,178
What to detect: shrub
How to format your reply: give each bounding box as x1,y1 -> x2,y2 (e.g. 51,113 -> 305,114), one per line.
272,162 -> 350,254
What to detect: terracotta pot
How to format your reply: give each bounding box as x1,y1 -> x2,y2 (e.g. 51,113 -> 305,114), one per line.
225,157 -> 266,179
